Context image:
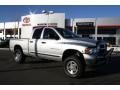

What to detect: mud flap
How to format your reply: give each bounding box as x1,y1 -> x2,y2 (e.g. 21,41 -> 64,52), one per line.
105,48 -> 114,64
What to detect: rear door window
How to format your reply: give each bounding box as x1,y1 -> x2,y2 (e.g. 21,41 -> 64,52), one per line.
32,28 -> 43,39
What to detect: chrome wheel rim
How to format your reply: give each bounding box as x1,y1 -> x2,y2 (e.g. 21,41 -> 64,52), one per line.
66,60 -> 78,75
15,51 -> 21,62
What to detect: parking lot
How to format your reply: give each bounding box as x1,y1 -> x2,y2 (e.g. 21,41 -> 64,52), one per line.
0,49 -> 120,85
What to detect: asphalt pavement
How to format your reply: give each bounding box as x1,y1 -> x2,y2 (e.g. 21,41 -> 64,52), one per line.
0,48 -> 120,85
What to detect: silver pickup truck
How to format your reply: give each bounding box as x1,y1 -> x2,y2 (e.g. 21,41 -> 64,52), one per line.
9,27 -> 113,78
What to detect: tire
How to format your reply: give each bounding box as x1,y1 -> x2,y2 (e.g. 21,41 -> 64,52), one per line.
64,55 -> 85,78
14,48 -> 26,64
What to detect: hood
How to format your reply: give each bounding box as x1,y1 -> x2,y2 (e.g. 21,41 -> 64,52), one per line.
63,38 -> 98,47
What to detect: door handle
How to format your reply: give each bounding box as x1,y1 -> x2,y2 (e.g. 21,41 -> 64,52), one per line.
30,41 -> 33,43
42,42 -> 46,44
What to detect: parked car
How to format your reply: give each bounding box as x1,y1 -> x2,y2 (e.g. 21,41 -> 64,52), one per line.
0,39 -> 5,47
0,38 -> 11,48
4,37 -> 13,47
9,27 -> 113,78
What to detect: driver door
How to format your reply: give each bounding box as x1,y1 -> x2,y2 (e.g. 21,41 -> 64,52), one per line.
37,28 -> 62,61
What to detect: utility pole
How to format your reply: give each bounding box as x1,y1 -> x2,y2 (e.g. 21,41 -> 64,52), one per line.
95,18 -> 98,40
18,21 -> 20,39
14,22 -> 16,39
72,19 -> 75,33
42,10 -> 54,27
3,22 -> 6,40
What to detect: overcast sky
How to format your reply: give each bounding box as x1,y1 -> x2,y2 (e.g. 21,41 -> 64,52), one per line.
0,5 -> 120,22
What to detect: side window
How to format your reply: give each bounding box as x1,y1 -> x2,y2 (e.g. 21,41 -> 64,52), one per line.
32,28 -> 43,39
43,28 -> 59,40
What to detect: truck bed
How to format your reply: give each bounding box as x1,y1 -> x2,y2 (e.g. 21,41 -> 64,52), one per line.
9,39 -> 29,55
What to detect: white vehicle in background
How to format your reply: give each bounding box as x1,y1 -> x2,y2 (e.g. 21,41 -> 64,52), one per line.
9,27 -> 113,78
107,44 -> 120,56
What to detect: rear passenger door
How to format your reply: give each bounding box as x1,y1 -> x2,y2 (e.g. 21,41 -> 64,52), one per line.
29,28 -> 43,57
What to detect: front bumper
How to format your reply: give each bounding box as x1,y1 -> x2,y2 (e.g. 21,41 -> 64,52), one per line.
83,48 -> 114,67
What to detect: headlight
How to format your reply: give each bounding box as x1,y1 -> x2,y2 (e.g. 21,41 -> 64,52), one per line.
85,48 -> 97,54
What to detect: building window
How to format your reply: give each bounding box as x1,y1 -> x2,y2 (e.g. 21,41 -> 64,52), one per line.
103,37 -> 116,45
77,27 -> 95,34
0,30 -> 3,33
98,27 -> 116,34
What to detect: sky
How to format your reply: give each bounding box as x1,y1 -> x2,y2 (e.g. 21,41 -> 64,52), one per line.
1,5 -> 120,22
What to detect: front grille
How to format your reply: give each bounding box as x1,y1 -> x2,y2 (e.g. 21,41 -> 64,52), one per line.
97,44 -> 107,55
100,45 -> 105,48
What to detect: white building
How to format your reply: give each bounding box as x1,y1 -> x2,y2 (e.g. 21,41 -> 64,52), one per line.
0,22 -> 21,39
66,18 -> 120,45
21,13 -> 65,38
0,13 -> 65,39
1,12 -> 120,46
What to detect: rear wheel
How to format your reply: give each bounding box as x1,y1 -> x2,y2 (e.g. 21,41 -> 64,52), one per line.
64,55 -> 85,78
14,48 -> 26,64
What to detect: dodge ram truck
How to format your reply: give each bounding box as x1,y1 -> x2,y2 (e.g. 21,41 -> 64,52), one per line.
9,27 -> 113,78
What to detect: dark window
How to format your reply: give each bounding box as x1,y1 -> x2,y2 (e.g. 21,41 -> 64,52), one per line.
32,28 -> 43,39
0,30 -> 2,33
56,28 -> 79,39
43,28 -> 59,39
82,34 -> 89,38
98,27 -> 116,34
97,37 -> 102,40
103,37 -> 116,45
77,27 -> 95,34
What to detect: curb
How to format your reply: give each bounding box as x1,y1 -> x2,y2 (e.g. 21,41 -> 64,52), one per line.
0,48 -> 9,51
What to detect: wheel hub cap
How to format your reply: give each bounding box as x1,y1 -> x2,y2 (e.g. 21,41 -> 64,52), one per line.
67,61 -> 78,75
15,52 -> 21,61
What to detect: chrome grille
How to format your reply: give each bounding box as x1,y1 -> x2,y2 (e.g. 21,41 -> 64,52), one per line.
100,45 -> 105,49
97,44 -> 107,55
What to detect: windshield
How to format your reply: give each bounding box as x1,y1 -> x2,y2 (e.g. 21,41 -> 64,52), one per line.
56,28 -> 79,39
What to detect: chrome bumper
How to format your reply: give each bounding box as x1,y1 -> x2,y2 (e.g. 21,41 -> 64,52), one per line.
83,48 -> 114,66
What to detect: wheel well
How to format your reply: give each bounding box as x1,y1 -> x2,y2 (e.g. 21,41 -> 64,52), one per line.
14,45 -> 22,51
62,49 -> 85,64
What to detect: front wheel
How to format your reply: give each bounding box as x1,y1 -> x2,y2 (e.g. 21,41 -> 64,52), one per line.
14,48 -> 26,64
64,55 -> 85,78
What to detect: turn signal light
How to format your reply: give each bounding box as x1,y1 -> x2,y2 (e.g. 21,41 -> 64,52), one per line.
85,48 -> 90,54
